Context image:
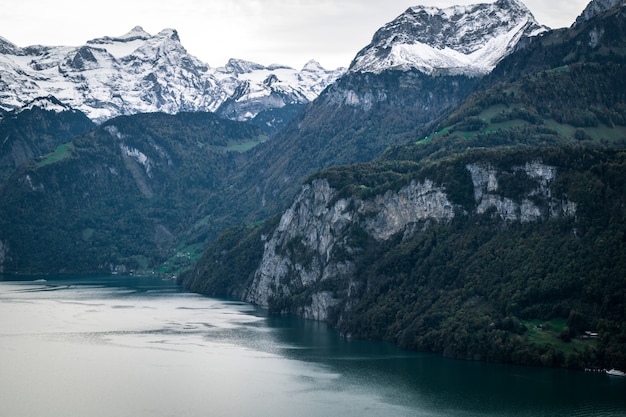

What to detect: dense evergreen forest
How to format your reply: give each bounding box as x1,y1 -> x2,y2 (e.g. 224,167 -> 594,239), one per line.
0,112 -> 267,274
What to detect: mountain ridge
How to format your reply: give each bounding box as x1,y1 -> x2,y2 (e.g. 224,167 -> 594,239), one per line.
575,0 -> 626,24
0,27 -> 344,127
0,96 -> 95,183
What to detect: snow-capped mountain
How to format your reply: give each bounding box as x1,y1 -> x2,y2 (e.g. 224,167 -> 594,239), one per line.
0,26 -> 344,124
214,58 -> 340,122
349,0 -> 548,76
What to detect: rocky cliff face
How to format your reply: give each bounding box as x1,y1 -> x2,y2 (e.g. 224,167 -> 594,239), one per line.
245,179 -> 356,312
244,160 -> 576,321
467,162 -> 577,222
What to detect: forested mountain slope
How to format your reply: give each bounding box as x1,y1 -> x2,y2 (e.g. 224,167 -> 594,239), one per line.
183,1 -> 626,370
0,97 -> 94,183
0,1 -> 544,276
0,112 -> 266,274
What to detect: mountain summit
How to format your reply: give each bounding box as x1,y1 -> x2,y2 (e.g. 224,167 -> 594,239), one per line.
349,0 -> 547,75
575,0 -> 626,24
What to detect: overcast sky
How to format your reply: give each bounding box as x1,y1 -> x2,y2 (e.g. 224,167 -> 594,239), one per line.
0,0 -> 591,69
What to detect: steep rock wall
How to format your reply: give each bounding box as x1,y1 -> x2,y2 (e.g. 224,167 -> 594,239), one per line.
244,161 -> 577,321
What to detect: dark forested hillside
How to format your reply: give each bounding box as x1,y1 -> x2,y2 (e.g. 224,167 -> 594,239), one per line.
330,149 -> 626,370
0,97 -> 95,183
0,112 -> 266,274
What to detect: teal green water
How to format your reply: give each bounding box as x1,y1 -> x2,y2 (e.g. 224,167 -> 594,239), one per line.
0,276 -> 624,417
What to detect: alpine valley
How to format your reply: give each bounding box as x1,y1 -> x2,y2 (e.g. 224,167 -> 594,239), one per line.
1,0 -> 626,371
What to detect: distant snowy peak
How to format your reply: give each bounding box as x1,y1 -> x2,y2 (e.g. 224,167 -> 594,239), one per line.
575,0 -> 626,25
220,58 -> 266,75
302,60 -> 326,72
0,27 -> 344,124
349,0 -> 548,75
88,26 -> 152,44
18,96 -> 75,114
0,36 -> 18,54
214,58 -> 345,122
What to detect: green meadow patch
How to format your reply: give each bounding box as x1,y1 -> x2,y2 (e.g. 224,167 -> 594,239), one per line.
36,142 -> 74,167
524,319 -> 597,355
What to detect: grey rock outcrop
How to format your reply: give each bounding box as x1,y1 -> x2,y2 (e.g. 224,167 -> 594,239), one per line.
245,179 -> 356,313
467,161 -> 576,222
576,0 -> 626,25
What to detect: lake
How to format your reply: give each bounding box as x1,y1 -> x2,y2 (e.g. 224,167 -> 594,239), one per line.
0,275 -> 624,417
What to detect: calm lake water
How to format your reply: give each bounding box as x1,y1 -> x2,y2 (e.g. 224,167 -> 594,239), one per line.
0,276 -> 624,417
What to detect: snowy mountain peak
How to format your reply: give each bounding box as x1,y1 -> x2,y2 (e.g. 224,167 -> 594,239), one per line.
123,26 -> 152,39
0,36 -> 17,54
17,96 -> 74,114
495,0 -> 529,11
222,58 -> 267,75
155,28 -> 181,42
84,27 -> 180,60
88,26 -> 151,45
302,60 -> 325,72
349,0 -> 548,75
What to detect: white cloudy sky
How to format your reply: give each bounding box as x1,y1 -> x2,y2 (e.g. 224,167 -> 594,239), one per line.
0,0 -> 591,69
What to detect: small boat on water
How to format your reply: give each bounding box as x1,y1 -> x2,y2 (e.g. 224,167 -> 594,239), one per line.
606,369 -> 626,377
